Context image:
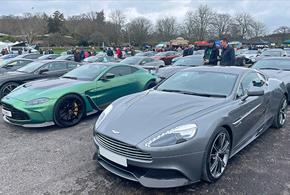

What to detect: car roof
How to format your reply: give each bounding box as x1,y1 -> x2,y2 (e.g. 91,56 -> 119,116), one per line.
258,57 -> 290,60
182,66 -> 250,75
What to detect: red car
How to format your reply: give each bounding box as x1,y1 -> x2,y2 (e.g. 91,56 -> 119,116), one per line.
153,51 -> 181,65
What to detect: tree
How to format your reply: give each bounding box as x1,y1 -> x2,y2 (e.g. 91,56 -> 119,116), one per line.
273,26 -> 290,34
211,13 -> 232,38
251,21 -> 266,37
126,17 -> 152,46
234,13 -> 255,40
183,5 -> 214,41
108,9 -> 126,45
156,16 -> 178,41
47,11 -> 65,33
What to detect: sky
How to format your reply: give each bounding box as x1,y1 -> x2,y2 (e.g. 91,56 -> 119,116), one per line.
0,0 -> 289,32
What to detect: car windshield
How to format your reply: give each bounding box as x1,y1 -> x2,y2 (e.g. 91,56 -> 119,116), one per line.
173,57 -> 203,66
252,59 -> 290,70
241,50 -> 258,54
261,50 -> 282,56
120,57 -> 140,65
62,64 -> 107,81
155,52 -> 167,57
84,56 -> 103,62
56,55 -> 72,60
0,59 -> 10,67
157,71 -> 238,97
17,61 -> 46,73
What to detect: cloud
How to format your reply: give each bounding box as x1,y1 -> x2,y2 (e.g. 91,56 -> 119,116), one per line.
0,0 -> 289,32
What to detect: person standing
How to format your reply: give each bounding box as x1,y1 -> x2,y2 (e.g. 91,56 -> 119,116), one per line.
220,38 -> 235,66
74,49 -> 81,62
203,40 -> 219,65
106,47 -> 114,57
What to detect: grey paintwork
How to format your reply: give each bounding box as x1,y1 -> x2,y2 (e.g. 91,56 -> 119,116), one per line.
252,57 -> 290,101
93,66 -> 287,188
121,56 -> 165,71
157,55 -> 204,80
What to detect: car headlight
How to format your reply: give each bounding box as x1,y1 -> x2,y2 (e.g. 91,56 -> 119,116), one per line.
145,124 -> 197,147
94,104 -> 113,130
26,98 -> 50,106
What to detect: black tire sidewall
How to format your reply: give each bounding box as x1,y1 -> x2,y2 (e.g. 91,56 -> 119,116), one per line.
0,82 -> 19,98
53,94 -> 85,127
273,96 -> 287,128
202,127 -> 231,183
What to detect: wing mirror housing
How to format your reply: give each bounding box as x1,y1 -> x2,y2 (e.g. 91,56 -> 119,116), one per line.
241,87 -> 264,101
101,73 -> 115,81
39,69 -> 49,74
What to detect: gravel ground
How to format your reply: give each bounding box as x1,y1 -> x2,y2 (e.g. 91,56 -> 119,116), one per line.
0,110 -> 290,195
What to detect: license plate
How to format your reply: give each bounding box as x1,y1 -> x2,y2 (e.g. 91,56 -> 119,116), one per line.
2,109 -> 12,117
99,146 -> 127,167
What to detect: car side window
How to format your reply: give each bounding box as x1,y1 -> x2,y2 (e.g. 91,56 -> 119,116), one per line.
237,72 -> 265,98
66,62 -> 78,69
49,62 -> 67,71
106,66 -> 132,77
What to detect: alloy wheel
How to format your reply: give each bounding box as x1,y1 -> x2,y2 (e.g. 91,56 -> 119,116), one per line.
279,99 -> 287,126
209,132 -> 230,179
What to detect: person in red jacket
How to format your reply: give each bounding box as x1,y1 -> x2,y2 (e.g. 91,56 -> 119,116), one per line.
116,47 -> 123,59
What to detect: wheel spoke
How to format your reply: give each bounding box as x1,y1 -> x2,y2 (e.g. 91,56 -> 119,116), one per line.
220,141 -> 230,153
219,134 -> 225,150
210,159 -> 218,173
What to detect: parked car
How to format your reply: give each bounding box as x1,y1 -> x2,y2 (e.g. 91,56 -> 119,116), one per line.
15,53 -> 42,59
1,63 -> 156,128
135,51 -> 157,57
0,58 -> 34,73
83,56 -> 116,63
0,54 -> 18,60
153,51 -> 181,65
121,56 -> 165,72
252,57 -> 290,101
238,49 -> 259,64
157,55 -> 204,80
92,66 -> 287,188
55,54 -> 74,61
284,48 -> 290,57
193,50 -> 205,55
0,60 -> 80,98
255,49 -> 287,62
38,54 -> 61,60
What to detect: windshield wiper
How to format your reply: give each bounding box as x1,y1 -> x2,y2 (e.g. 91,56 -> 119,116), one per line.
282,69 -> 290,71
62,76 -> 78,80
259,67 -> 280,70
160,89 -> 226,98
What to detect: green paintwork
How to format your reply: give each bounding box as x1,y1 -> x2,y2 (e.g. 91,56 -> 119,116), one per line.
1,63 -> 156,126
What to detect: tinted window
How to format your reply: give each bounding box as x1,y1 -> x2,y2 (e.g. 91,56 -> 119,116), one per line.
17,61 -> 46,73
66,62 -> 78,69
252,59 -> 290,70
120,57 -> 141,65
237,72 -> 266,98
63,64 -> 108,81
46,62 -> 67,71
157,71 -> 238,97
173,57 -> 204,66
107,66 -> 132,77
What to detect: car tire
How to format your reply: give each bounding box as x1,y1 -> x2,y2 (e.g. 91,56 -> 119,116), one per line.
202,127 -> 231,183
144,80 -> 156,90
53,94 -> 85,127
272,96 -> 287,129
0,82 -> 20,98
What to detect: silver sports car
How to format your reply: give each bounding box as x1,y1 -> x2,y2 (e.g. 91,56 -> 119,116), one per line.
93,66 -> 287,188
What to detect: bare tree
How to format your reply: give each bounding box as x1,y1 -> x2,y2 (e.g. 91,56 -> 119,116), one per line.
273,26 -> 290,34
183,5 -> 214,41
251,21 -> 266,37
211,13 -> 232,38
127,17 -> 152,46
156,16 -> 178,41
108,9 -> 126,45
234,13 -> 255,40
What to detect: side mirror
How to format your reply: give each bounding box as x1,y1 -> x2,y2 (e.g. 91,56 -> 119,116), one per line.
39,69 -> 49,74
101,73 -> 115,81
241,87 -> 264,101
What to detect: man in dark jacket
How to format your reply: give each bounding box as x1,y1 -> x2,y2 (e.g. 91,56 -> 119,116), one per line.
220,38 -> 235,66
106,47 -> 114,57
203,40 -> 219,65
74,49 -> 81,62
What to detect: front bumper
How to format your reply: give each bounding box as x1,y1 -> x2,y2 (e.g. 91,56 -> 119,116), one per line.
1,97 -> 56,127
93,136 -> 204,188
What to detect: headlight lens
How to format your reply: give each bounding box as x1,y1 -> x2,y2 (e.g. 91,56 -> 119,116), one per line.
145,124 -> 197,147
26,98 -> 50,106
94,104 -> 113,130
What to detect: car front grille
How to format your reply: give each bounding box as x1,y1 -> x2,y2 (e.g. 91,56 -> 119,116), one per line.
2,103 -> 29,120
95,133 -> 152,161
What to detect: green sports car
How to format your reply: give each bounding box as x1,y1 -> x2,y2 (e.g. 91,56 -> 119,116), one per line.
1,63 -> 157,127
